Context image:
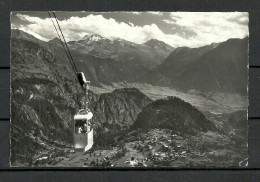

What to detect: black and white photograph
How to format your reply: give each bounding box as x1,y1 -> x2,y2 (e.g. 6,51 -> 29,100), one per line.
10,11 -> 249,167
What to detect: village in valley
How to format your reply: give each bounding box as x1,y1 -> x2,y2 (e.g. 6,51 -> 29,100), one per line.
32,128 -> 245,168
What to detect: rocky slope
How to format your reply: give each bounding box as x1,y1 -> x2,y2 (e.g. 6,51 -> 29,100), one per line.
10,32 -> 152,165
90,88 -> 152,146
131,96 -> 216,135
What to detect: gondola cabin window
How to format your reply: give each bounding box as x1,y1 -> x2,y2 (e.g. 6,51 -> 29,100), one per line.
75,120 -> 87,133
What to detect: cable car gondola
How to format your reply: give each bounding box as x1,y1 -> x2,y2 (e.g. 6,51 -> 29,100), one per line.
73,72 -> 94,152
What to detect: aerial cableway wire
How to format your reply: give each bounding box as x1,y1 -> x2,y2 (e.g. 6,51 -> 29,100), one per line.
49,11 -> 85,92
47,12 -> 78,78
51,12 -> 79,79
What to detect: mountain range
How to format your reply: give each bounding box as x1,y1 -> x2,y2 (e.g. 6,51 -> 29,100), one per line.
11,29 -> 248,95
10,29 -> 248,167
67,34 -> 174,67
11,29 -> 175,85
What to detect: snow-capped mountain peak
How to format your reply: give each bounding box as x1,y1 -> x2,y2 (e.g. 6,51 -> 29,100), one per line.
81,34 -> 106,42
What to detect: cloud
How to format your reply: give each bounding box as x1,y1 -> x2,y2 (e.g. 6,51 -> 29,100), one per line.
146,12 -> 163,16
126,12 -> 141,15
163,12 -> 249,46
163,19 -> 175,24
126,12 -> 163,15
11,12 -> 249,48
12,13 -> 187,47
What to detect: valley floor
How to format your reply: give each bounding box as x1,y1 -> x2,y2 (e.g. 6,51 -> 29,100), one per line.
91,83 -> 248,114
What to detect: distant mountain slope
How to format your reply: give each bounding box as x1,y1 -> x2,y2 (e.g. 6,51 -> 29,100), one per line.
172,38 -> 248,94
143,39 -> 175,63
131,96 -> 216,135
157,42 -> 220,79
11,29 -> 47,46
71,53 -> 148,86
141,37 -> 248,95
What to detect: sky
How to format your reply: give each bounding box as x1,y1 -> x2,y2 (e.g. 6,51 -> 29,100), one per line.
11,11 -> 249,48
